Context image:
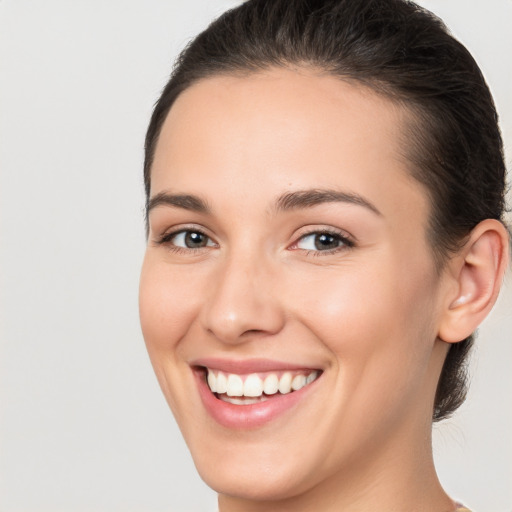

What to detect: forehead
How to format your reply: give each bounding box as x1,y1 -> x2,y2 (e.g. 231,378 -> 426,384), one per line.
151,67 -> 429,225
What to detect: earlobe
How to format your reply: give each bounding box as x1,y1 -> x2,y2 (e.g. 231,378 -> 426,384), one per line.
438,219 -> 509,343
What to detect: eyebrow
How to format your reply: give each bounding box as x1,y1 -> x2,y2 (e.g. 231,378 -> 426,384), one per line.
274,188 -> 382,216
146,192 -> 211,216
146,188 -> 381,221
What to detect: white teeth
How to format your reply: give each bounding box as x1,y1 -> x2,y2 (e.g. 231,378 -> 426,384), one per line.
306,371 -> 318,384
226,374 -> 244,397
278,372 -> 292,394
291,374 -> 306,391
263,373 -> 279,395
216,372 -> 227,394
207,371 -> 217,392
244,374 -> 263,397
205,368 -> 320,399
220,396 -> 269,405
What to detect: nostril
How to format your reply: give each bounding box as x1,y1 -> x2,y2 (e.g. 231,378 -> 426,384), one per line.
241,329 -> 265,337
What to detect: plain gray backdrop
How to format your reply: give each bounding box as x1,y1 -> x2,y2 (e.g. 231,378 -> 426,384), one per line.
1,1 -> 511,511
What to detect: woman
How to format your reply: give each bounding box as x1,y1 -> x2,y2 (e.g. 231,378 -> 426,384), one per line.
139,0 -> 509,510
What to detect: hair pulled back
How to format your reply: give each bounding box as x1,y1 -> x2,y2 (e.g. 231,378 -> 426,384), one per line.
144,0 -> 507,421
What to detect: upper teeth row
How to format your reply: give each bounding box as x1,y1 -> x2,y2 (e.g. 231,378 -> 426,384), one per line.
206,369 -> 319,397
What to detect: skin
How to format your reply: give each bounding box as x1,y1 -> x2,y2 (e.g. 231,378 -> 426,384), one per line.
139,67 -> 507,511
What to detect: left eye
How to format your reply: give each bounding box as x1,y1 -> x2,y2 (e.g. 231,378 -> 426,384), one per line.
295,232 -> 349,251
169,230 -> 216,249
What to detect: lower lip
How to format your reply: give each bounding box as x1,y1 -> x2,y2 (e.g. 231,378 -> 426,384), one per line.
194,369 -> 319,429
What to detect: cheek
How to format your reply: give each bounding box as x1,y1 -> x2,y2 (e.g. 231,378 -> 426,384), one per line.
302,249 -> 437,339
293,265 -> 413,344
292,259 -> 439,396
139,254 -> 211,423
139,254 -> 204,358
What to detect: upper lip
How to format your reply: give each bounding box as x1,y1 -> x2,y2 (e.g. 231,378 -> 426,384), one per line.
191,357 -> 321,374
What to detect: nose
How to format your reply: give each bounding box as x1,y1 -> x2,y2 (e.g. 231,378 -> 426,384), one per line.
200,251 -> 285,344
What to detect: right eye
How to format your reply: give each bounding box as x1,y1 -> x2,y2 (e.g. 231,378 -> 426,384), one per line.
163,230 -> 217,250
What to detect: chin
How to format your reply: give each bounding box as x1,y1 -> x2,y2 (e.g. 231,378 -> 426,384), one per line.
198,460 -> 313,503
186,429 -> 331,504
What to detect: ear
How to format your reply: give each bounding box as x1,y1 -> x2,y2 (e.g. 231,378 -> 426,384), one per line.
438,219 -> 510,343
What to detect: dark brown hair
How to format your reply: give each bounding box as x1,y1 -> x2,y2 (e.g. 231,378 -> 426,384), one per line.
143,0 -> 507,421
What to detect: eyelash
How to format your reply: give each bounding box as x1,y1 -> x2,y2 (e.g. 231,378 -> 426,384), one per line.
293,229 -> 355,256
155,227 -> 216,255
155,227 -> 355,256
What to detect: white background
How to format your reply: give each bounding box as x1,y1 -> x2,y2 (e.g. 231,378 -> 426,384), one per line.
0,1 -> 510,511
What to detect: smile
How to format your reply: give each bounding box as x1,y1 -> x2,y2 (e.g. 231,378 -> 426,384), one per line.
193,361 -> 322,429
206,368 -> 320,404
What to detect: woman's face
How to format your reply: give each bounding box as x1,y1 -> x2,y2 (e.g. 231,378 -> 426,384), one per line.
140,68 -> 450,502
